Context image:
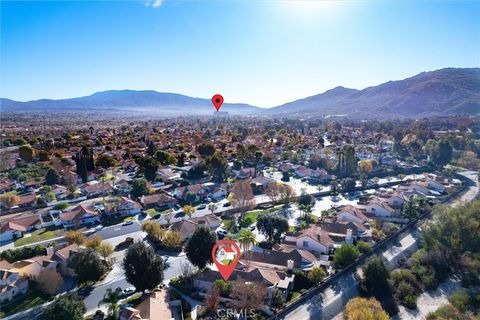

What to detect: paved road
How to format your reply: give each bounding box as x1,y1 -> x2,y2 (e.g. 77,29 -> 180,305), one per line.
276,171 -> 478,320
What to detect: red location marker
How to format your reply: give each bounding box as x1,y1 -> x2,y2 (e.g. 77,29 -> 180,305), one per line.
211,239 -> 241,281
211,94 -> 224,112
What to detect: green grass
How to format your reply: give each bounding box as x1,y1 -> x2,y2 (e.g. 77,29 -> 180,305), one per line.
14,229 -> 59,247
146,208 -> 157,217
123,293 -> 143,306
290,291 -> 301,301
0,290 -> 49,317
244,210 -> 262,223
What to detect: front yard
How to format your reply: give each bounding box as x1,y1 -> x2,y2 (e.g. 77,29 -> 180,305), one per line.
14,228 -> 59,247
0,290 -> 50,317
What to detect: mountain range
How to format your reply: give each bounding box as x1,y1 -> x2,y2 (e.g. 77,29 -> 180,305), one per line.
2,68 -> 479,119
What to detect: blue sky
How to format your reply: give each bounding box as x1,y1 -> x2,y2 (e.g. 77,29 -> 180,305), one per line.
1,0 -> 479,107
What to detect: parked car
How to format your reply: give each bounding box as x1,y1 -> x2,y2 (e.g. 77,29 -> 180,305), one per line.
248,225 -> 256,231
197,204 -> 206,210
223,202 -> 231,207
122,220 -> 134,226
123,287 -> 135,296
152,213 -> 161,219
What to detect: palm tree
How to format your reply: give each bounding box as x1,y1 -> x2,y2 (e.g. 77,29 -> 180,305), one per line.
236,229 -> 256,252
98,287 -> 123,320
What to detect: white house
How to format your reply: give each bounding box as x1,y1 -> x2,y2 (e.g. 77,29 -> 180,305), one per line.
365,199 -> 396,218
283,225 -> 334,254
60,205 -> 100,228
0,269 -> 29,302
337,205 -> 369,224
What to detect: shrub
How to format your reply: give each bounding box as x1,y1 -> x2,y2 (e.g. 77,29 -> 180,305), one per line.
357,241 -> 373,254
403,294 -> 417,309
449,290 -> 470,313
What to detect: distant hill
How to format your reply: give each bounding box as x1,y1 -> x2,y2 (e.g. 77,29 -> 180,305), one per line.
268,68 -> 480,118
2,68 -> 479,118
0,90 -> 261,116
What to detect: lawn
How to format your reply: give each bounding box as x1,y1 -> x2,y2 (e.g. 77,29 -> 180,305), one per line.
0,290 -> 49,317
244,210 -> 263,223
146,208 -> 157,217
289,291 -> 301,301
14,228 -> 59,247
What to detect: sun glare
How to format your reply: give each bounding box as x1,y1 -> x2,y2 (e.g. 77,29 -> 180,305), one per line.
277,0 -> 346,21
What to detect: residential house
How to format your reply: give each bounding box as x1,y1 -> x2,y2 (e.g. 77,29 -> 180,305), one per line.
251,176 -> 276,194
0,215 -> 42,242
0,269 -> 29,303
364,199 -> 396,218
282,224 -> 334,254
140,193 -> 178,210
319,220 -> 370,244
189,214 -> 221,229
169,219 -> 198,241
337,205 -> 369,224
51,244 -> 79,276
105,197 -> 142,218
60,205 -> 100,228
61,171 -> 78,186
309,169 -> 332,184
81,182 -> 112,198
119,290 -> 183,320
16,193 -> 38,208
0,180 -> 16,194
242,248 -> 317,271
237,167 -> 256,179
172,184 -> 209,202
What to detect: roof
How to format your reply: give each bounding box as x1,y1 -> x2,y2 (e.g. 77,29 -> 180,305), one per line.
286,224 -> 335,248
61,205 -> 98,222
196,267 -> 281,286
141,193 -> 177,206
190,214 -> 221,226
134,291 -> 176,320
170,220 -> 197,238
338,205 -> 368,222
52,244 -> 80,261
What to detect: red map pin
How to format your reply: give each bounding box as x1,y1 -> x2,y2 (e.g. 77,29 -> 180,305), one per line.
211,94 -> 224,112
212,239 -> 241,281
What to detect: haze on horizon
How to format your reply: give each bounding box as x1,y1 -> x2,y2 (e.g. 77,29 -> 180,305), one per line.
1,0 -> 479,107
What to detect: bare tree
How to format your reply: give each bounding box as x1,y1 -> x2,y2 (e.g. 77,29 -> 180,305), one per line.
37,269 -> 64,295
278,184 -> 294,205
204,284 -> 221,313
228,280 -> 266,311
265,182 -> 281,205
231,179 -> 255,219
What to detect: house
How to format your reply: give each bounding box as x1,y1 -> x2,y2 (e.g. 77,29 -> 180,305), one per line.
105,197 -> 142,217
242,248 -> 316,271
309,169 -> 331,184
0,180 -> 16,194
81,182 -> 112,198
364,199 -> 396,218
237,167 -> 256,179
422,178 -> 446,194
11,260 -> 44,281
114,179 -> 130,195
169,220 -> 198,241
172,184 -> 209,202
0,269 -> 29,303
251,176 -> 276,194
189,214 -> 221,230
140,193 -> 178,210
386,192 -> 408,209
119,290 -> 183,320
294,166 -> 312,179
337,205 -> 369,224
194,267 -> 294,302
282,224 -> 334,254
51,184 -> 69,200
209,184 -> 228,200
60,205 -> 100,228
216,246 -> 236,261
319,220 -> 369,244
16,193 -> 38,208
62,171 -> 78,186
0,214 -> 43,242
51,244 -> 79,276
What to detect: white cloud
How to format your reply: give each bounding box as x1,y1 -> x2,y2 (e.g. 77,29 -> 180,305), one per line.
145,0 -> 163,8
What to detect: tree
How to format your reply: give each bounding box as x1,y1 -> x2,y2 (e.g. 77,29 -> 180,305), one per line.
142,220 -> 164,241
97,242 -> 114,260
362,255 -> 391,294
228,280 -> 266,311
337,145 -> 356,178
356,241 -> 373,254
70,248 -> 106,283
185,226 -> 217,269
344,297 -> 389,320
19,144 -> 35,162
206,152 -> 228,181
123,241 -> 164,292
37,269 -> 63,295
147,141 -> 156,157
278,184 -> 294,205
270,288 -> 286,309
130,178 -> 149,199
182,205 -> 195,217
45,294 -> 86,320
333,243 -> 360,268
38,150 -> 49,161
256,214 -> 289,243
425,139 -> 453,167
96,154 -> 116,169
265,183 -> 281,205
341,178 -> 356,192
84,235 -> 103,251
236,228 -> 256,252
308,266 -> 326,283
45,167 -> 60,185
208,203 -> 218,214
297,191 -> 314,207
198,142 -> 216,157
402,200 -> 419,220
98,287 -> 123,320
64,230 -> 86,245
204,284 -> 221,312
155,150 -> 176,165
0,194 -> 20,209
163,231 -> 182,248
230,179 -> 255,218
135,157 -> 158,181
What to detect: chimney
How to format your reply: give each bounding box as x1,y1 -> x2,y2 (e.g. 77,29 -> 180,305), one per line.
46,246 -> 54,256
287,260 -> 294,270
346,229 -> 353,243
